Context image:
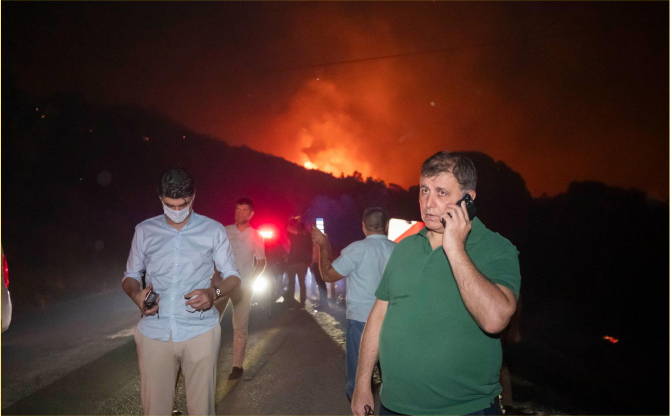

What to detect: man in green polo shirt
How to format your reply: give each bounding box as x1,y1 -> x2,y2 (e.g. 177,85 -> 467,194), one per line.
351,151 -> 521,416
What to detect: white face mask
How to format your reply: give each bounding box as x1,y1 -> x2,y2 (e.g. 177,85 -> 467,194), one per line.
162,198 -> 193,224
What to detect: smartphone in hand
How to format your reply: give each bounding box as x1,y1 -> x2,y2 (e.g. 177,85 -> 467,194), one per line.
456,194 -> 476,219
441,194 -> 477,227
316,217 -> 325,233
143,290 -> 158,310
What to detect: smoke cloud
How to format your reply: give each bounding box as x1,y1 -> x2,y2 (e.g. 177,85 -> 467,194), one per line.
241,2 -> 667,200
6,2 -> 667,200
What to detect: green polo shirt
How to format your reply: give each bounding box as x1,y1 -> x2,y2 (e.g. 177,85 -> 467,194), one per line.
375,217 -> 520,415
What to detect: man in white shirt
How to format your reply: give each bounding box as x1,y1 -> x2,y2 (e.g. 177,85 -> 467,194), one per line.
311,207 -> 396,400
213,198 -> 266,380
122,168 -> 241,415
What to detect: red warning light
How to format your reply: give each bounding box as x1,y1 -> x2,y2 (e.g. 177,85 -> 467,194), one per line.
2,252 -> 8,288
258,224 -> 278,240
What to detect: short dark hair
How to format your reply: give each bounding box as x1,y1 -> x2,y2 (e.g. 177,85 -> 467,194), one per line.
362,207 -> 389,233
420,151 -> 477,191
236,198 -> 254,211
157,168 -> 195,199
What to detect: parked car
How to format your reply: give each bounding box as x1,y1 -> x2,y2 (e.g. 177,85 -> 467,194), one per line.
2,246 -> 12,332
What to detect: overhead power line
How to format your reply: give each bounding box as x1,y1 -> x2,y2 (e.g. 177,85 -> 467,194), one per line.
262,25 -> 634,74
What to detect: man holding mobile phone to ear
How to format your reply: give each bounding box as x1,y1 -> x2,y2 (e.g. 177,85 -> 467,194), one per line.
122,168 -> 241,416
352,152 -> 521,416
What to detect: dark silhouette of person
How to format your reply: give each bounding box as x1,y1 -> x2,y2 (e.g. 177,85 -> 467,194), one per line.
284,221 -> 312,308
310,241 -> 329,308
500,297 -> 524,415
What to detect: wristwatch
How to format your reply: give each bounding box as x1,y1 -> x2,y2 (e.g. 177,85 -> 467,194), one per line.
214,287 -> 222,299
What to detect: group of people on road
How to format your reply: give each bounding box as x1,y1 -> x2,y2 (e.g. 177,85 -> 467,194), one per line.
277,217 -> 335,310
122,150 -> 521,416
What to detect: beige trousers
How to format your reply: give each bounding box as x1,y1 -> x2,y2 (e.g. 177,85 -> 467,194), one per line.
214,285 -> 253,367
135,325 -> 221,416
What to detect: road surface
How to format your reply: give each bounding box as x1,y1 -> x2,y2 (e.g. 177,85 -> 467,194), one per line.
2,287 -> 567,415
2,288 -> 354,415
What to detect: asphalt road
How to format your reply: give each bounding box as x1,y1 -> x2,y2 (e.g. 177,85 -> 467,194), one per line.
1,284 -> 572,416
1,288 -> 354,415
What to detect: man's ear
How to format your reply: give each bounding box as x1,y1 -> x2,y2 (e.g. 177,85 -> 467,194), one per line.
468,190 -> 477,201
250,210 -> 255,219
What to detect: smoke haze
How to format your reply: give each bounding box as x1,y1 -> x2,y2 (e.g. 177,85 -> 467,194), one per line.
5,1 -> 667,199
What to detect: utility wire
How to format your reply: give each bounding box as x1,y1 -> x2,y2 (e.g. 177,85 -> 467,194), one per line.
260,25 -> 636,75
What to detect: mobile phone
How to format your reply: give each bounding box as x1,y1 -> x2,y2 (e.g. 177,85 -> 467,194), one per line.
441,194 -> 477,227
316,218 -> 325,233
456,193 -> 476,220
143,290 -> 158,310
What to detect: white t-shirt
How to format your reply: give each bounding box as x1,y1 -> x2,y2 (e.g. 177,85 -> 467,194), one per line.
224,225 -> 266,286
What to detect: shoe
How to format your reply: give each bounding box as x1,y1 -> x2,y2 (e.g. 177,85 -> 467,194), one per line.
172,409 -> 182,416
228,366 -> 244,380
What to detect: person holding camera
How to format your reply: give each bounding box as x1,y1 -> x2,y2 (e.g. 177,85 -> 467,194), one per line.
311,207 -> 396,401
351,152 -> 521,416
122,168 -> 241,416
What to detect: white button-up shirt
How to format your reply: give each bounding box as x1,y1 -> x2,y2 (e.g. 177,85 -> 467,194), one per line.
224,225 -> 265,287
123,212 -> 240,342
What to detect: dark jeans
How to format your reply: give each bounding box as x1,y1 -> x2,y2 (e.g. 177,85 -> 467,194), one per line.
285,262 -> 308,306
379,396 -> 502,415
345,319 -> 366,399
310,263 -> 328,301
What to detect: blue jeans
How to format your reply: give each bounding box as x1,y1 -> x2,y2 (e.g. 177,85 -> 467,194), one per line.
345,319 -> 366,399
379,396 -> 502,415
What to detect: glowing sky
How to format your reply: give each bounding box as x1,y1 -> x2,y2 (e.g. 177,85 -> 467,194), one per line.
5,2 -> 667,200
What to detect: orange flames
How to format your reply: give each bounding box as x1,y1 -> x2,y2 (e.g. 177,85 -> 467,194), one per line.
303,161 -> 319,170
603,336 -> 619,344
260,77 -> 380,181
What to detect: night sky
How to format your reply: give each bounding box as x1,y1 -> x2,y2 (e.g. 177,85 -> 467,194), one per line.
4,1 -> 668,200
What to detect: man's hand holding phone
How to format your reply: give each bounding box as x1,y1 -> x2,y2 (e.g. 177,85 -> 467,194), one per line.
311,224 -> 329,248
440,197 -> 473,254
136,283 -> 160,317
